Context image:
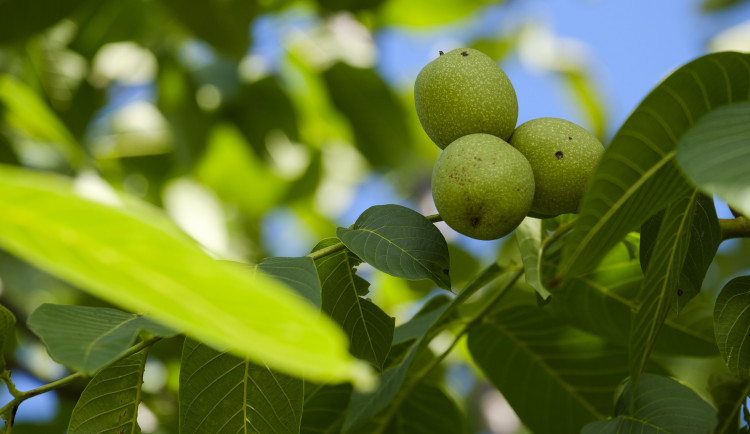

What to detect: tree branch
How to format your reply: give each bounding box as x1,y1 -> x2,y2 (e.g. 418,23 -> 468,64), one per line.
720,217 -> 750,241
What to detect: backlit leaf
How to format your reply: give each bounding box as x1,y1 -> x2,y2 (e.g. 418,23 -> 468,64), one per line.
0,165 -> 363,385
337,205 -> 451,290
676,101 -> 750,218
581,373 -> 717,433
468,294 -> 631,434
629,190 -> 699,385
180,339 -> 303,433
28,304 -> 173,374
715,276 -> 750,378
68,350 -> 148,434
562,52 -> 750,278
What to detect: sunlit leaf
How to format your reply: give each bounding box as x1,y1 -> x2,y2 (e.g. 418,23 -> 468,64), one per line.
377,0 -> 497,26
180,339 -> 303,433
709,374 -> 750,434
581,373 -> 717,433
159,0 -> 257,57
312,238 -> 394,370
676,102 -> 750,218
0,75 -> 84,167
28,304 -> 173,374
468,294 -> 631,434
337,205 -> 451,290
629,190 -> 699,385
715,276 -> 750,378
561,52 -> 750,278
258,256 -> 321,309
0,165 -> 364,384
323,63 -> 411,167
301,383 -> 352,434
68,350 -> 148,434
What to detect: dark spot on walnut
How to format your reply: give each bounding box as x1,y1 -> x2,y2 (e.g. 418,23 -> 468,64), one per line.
439,50 -> 444,56
568,136 -> 573,140
471,216 -> 480,227
555,151 -> 564,160
474,156 -> 482,161
461,51 -> 469,57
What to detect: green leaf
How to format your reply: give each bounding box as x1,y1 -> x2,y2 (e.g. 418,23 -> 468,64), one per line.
301,383 -> 352,434
676,102 -> 750,218
715,276 -> 750,378
709,374 -> 750,434
640,193 -> 721,310
312,238 -> 395,371
258,256 -> 321,309
702,0 -> 747,11
180,338 -> 303,434
581,373 -> 717,434
468,298 -> 631,434
561,52 -> 750,278
386,384 -> 464,434
27,304 -> 173,374
630,190 -> 699,384
159,0 -> 257,57
68,349 -> 148,434
322,63 -> 411,167
0,0 -> 88,42
515,217 -> 551,300
315,0 -> 385,13
337,205 -> 451,290
0,304 -> 15,371
376,0 -> 496,26
0,75 -> 84,168
550,235 -> 718,357
343,264 -> 514,432
0,165 -> 364,385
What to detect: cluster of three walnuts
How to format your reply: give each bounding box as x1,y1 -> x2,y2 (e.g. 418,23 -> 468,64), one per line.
415,48 -> 604,240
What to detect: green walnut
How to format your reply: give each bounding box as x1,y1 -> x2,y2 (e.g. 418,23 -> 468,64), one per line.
431,133 -> 534,240
509,117 -> 604,216
414,48 -> 518,149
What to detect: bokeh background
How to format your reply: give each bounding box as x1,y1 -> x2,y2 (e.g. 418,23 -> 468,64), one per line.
1,0 -> 750,432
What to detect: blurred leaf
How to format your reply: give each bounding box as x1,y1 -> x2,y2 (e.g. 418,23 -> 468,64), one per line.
323,63 -> 411,167
0,0 -> 88,43
709,374 -> 750,434
0,74 -> 84,168
468,297 -> 631,434
337,205 -> 451,290
0,304 -> 15,371
316,0 -> 385,13
581,373 -> 717,433
715,276 -> 750,378
283,149 -> 322,203
68,349 -> 148,434
301,383 -> 352,434
227,76 -> 300,159
258,256 -> 321,309
343,264 -> 510,432
0,165 -> 363,384
27,304 -> 174,374
312,238 -> 394,371
561,52 -> 750,278
676,102 -> 750,218
196,124 -> 285,218
377,0 -> 497,26
386,383 -> 464,433
159,0 -> 257,58
640,193 -> 720,310
550,235 -> 717,357
180,338 -> 303,433
702,0 -> 748,11
559,70 -> 608,141
516,217 -> 551,300
629,190 -> 698,385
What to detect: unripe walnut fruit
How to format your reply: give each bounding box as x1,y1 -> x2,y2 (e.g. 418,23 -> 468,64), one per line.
509,117 -> 604,216
431,134 -> 534,240
414,48 -> 518,149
